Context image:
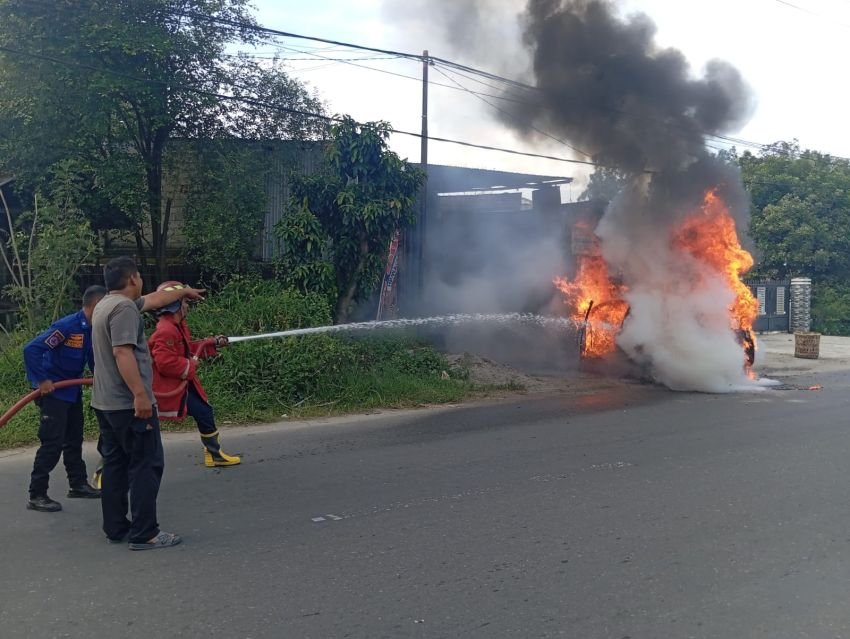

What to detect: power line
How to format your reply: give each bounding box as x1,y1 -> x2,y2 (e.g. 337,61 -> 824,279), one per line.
432,65 -> 590,157
774,0 -> 821,16
15,40 -> 847,191
771,0 -> 850,29
167,7 -> 536,96
8,9 -> 837,168
429,62 -> 540,102
243,41 -> 719,161
709,134 -> 766,150
15,1 -> 794,155
0,43 -> 635,173
224,53 -> 403,61
269,43 -> 437,84
169,9 -> 423,62
169,8 -> 782,153
265,42 -> 556,108
269,42 -> 759,155
285,62 -> 338,73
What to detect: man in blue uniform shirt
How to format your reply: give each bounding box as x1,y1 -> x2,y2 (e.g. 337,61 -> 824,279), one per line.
23,285 -> 107,512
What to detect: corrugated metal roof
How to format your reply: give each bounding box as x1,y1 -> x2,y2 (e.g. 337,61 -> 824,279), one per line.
415,164 -> 572,194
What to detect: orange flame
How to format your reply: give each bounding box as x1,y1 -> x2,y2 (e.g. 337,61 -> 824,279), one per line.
555,190 -> 757,362
555,220 -> 628,357
672,190 -> 758,332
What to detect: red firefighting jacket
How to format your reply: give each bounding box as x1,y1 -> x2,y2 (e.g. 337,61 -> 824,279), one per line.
148,317 -> 218,420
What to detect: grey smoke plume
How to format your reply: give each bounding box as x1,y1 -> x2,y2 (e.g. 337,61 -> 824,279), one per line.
508,0 -> 755,240
382,0 -> 525,73
507,1 -> 767,391
512,0 -> 754,174
383,0 -> 771,390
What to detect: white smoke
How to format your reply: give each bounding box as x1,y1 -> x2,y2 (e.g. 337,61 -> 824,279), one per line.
596,182 -> 774,392
382,0 -> 776,392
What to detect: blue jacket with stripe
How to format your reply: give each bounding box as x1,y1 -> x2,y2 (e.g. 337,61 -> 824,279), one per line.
23,310 -> 94,403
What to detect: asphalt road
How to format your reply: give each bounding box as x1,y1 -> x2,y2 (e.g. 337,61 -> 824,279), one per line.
2,370 -> 850,639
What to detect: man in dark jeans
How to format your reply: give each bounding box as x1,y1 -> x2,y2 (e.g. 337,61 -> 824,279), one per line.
24,285 -> 107,512
90,256 -> 203,550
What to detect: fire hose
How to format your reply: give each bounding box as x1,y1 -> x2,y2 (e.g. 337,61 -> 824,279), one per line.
0,379 -> 92,429
0,339 -> 216,430
0,379 -> 189,430
0,318 -> 471,429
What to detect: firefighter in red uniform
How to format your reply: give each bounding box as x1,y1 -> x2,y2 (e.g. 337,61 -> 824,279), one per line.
148,282 -> 241,467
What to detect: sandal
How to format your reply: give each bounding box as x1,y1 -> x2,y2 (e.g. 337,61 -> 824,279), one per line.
129,531 -> 182,551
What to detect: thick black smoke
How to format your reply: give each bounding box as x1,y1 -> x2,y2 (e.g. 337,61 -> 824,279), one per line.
512,0 -> 753,175
382,0 -> 524,73
383,0 -> 769,390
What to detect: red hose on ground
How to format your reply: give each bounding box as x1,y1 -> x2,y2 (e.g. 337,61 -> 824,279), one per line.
0,379 -> 91,429
0,339 -> 216,430
0,379 -> 188,430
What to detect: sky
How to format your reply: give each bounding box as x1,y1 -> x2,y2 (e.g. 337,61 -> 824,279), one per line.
243,0 -> 850,194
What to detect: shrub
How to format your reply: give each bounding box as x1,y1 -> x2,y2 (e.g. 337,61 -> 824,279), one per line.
812,281 -> 850,336
187,279 -> 468,420
0,331 -> 99,448
1,168 -> 98,332
0,277 -> 473,448
188,275 -> 332,337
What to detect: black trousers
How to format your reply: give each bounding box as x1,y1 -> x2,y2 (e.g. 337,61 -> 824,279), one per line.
94,408 -> 164,544
29,395 -> 88,497
186,386 -> 216,435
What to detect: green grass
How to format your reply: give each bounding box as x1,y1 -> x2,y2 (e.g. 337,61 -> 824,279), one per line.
0,333 -> 495,451
0,280 -> 526,450
0,354 -> 486,450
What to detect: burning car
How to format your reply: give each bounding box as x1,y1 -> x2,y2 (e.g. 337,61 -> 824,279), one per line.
557,189 -> 759,378
575,299 -> 756,368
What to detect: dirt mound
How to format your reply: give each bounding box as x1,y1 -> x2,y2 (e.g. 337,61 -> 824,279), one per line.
446,352 -> 625,395
447,352 -> 542,388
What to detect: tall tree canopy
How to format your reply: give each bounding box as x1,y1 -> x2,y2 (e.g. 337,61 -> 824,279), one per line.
738,141 -> 850,334
579,166 -> 629,203
276,118 -> 424,323
739,141 -> 850,281
0,0 -> 326,277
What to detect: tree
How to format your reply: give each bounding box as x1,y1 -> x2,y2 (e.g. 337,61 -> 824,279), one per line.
579,166 -> 630,202
0,165 -> 98,331
180,140 -> 267,283
739,141 -> 850,334
275,118 -> 424,323
0,0 -> 326,279
217,55 -> 327,141
739,141 -> 850,281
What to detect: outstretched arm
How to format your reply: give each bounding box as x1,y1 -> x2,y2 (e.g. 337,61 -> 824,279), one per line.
139,286 -> 205,314
190,336 -> 227,360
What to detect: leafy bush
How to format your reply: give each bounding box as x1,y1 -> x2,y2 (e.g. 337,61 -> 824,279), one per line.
188,275 -> 332,337
0,277 -> 473,449
1,166 -> 98,332
186,279 -> 469,420
812,281 -> 850,336
0,332 -> 99,448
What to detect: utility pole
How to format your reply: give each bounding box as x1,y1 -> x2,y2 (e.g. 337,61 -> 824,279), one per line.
421,49 -> 429,171
417,49 -> 429,299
